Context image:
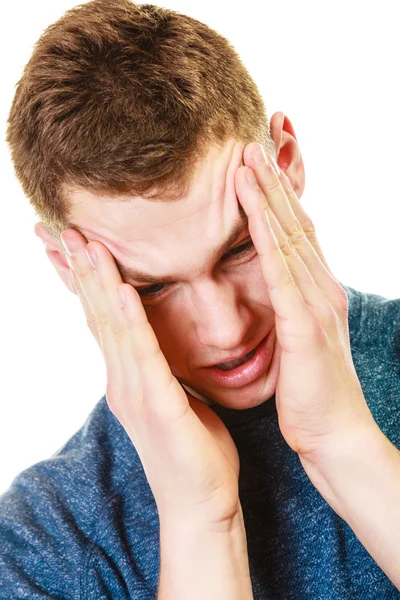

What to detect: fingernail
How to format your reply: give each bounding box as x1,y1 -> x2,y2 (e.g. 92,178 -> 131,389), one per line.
61,234 -> 77,255
86,247 -> 97,268
253,144 -> 267,166
117,288 -> 126,308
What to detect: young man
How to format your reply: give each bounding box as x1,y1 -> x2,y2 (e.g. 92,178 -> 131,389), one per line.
2,1 -> 400,598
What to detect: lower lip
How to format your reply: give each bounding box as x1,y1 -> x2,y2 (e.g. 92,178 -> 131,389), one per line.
200,331 -> 274,389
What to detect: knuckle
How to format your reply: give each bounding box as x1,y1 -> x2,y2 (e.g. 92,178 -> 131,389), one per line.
110,321 -> 127,343
285,217 -> 306,246
96,313 -> 110,333
278,235 -> 297,259
85,317 -> 98,338
305,229 -> 320,252
267,271 -> 294,294
71,264 -> 91,281
266,178 -> 282,194
301,215 -> 317,236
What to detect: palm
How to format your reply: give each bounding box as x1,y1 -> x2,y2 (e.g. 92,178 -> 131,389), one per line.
188,396 -> 240,478
153,391 -> 241,522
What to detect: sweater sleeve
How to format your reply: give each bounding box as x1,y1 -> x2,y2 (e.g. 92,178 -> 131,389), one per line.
0,463 -> 84,599
0,397 -> 159,599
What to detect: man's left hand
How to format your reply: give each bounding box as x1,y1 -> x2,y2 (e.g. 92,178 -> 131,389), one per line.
234,142 -> 376,466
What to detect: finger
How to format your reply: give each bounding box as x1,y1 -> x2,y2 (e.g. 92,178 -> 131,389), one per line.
61,230 -> 188,428
273,163 -> 333,275
69,266 -> 101,348
273,160 -> 348,317
235,167 -> 332,333
243,144 -> 344,313
62,234 -> 125,398
115,281 -> 189,422
83,242 -> 186,420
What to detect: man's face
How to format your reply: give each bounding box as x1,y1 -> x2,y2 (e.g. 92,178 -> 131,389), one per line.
67,138 -> 283,409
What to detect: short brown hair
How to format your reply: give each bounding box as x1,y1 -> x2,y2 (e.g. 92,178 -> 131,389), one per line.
6,0 -> 274,239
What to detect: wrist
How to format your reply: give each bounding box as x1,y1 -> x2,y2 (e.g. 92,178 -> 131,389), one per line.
299,417 -> 400,589
158,505 -> 253,600
299,416 -> 390,515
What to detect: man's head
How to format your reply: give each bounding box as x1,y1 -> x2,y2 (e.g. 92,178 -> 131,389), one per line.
7,0 -> 305,409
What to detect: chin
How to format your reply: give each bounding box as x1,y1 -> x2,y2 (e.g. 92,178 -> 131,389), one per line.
211,378 -> 277,411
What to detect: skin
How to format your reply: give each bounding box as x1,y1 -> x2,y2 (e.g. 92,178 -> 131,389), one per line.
36,111 -> 304,410
34,110 -> 400,589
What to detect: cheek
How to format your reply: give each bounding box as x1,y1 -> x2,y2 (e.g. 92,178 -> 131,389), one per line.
143,260 -> 271,361
144,305 -> 186,365
234,258 -> 272,307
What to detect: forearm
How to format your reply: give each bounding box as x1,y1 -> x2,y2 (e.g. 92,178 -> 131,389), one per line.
157,504 -> 254,600
300,420 -> 400,590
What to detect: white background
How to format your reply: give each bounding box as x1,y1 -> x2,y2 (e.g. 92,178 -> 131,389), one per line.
1,1 -> 399,494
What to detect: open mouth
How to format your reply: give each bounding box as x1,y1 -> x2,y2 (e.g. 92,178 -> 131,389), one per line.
200,331 -> 274,389
215,347 -> 257,371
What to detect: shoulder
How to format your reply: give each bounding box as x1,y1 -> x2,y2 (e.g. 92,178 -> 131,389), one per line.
341,281 -> 400,351
340,282 -> 400,446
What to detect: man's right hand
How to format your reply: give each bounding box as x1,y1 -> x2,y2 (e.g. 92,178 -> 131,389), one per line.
60,228 -> 240,529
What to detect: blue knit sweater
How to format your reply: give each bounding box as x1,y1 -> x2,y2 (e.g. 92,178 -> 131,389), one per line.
1,283 -> 399,599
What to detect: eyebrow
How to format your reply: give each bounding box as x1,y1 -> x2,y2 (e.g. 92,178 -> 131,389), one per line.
113,204 -> 249,285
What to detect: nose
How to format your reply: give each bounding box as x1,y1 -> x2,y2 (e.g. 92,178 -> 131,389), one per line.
188,279 -> 253,351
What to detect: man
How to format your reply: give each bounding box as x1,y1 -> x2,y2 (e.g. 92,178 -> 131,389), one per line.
2,0 -> 400,598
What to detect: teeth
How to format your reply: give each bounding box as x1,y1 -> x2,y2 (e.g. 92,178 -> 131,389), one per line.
216,348 -> 256,371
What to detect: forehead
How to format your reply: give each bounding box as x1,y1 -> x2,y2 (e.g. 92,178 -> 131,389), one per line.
68,139 -> 247,280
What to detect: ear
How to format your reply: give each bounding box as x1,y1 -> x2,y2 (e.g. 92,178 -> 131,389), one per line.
34,222 -> 78,295
269,111 -> 306,198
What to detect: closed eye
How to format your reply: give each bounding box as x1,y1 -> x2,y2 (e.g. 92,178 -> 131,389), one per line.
136,239 -> 255,299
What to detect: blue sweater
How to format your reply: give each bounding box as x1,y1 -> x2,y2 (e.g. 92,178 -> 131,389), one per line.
1,283 -> 400,599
